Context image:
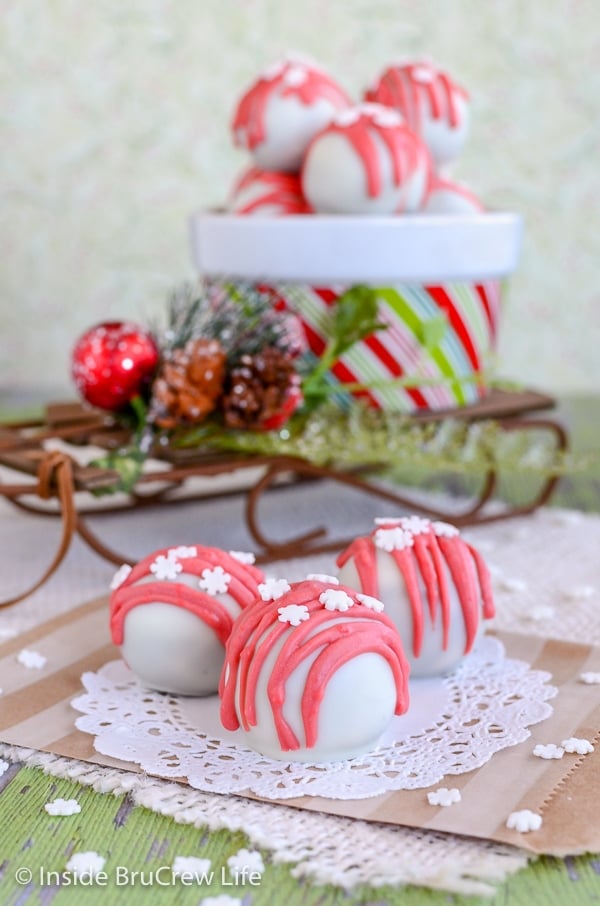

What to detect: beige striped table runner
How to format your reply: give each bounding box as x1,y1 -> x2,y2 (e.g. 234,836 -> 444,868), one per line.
1,597 -> 599,856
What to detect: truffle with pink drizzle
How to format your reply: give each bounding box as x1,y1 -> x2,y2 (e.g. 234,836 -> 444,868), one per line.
110,545 -> 264,695
337,517 -> 495,676
220,576 -> 410,762
365,61 -> 470,169
228,166 -> 311,216
302,102 -> 431,215
232,56 -> 350,173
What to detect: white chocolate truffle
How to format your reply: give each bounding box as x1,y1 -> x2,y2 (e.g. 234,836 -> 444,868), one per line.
219,579 -> 410,762
232,56 -> 350,173
366,61 -> 470,168
228,166 -> 310,216
301,103 -> 431,215
336,517 -> 495,677
423,176 -> 484,215
109,546 -> 264,695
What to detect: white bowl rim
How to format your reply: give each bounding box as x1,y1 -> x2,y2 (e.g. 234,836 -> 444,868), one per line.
189,210 -> 523,284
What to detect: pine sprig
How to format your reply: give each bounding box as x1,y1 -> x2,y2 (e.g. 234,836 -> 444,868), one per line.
177,401 -> 580,478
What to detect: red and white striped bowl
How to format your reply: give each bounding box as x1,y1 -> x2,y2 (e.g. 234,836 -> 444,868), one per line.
189,212 -> 523,412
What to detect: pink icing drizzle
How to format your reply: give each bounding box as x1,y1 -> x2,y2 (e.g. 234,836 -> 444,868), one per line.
336,521 -> 495,657
220,580 -> 410,753
231,167 -> 310,214
232,62 -> 349,151
366,62 -> 469,133
313,112 -> 426,199
110,547 -> 264,646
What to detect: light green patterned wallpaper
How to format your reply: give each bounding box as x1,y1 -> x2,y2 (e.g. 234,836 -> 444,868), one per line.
2,0 -> 599,398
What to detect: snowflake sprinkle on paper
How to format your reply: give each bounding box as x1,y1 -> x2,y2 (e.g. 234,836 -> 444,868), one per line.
150,554 -> 182,581
170,546 -> 197,559
110,564 -> 132,590
229,550 -> 256,565
172,856 -> 212,877
18,649 -> 47,670
533,743 -> 564,760
561,737 -> 594,755
374,516 -> 402,525
432,521 -> 460,538
505,810 -> 542,833
356,593 -> 385,612
200,896 -> 242,906
374,527 -> 414,552
227,847 -> 265,878
579,672 -> 600,685
278,604 -> 310,627
45,798 -> 81,816
320,588 -> 354,612
198,566 -> 231,596
427,787 -> 461,807
259,577 -> 291,601
498,577 -> 528,593
65,851 -> 106,878
306,573 -> 339,584
0,760 -> 9,777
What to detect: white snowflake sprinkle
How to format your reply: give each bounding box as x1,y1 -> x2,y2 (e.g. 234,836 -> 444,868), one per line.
65,851 -> 106,878
150,554 -> 182,581
432,521 -> 460,538
227,847 -> 265,878
374,516 -> 403,525
334,108 -> 361,127
278,604 -> 310,627
200,896 -> 242,906
198,566 -> 231,596
563,585 -> 595,601
579,672 -> 600,684
0,760 -> 9,777
505,810 -> 542,833
374,526 -> 414,552
45,798 -> 81,816
229,550 -> 256,565
306,573 -> 339,584
110,563 -> 132,590
356,593 -> 385,612
172,855 -> 212,877
170,546 -> 197,559
283,64 -> 307,87
320,588 -> 354,612
18,649 -> 47,670
533,743 -> 564,760
498,577 -> 528,593
561,737 -> 594,755
412,64 -> 435,84
528,605 -> 555,621
259,577 -> 291,601
399,516 -> 431,535
427,787 -> 461,807
372,108 -> 404,128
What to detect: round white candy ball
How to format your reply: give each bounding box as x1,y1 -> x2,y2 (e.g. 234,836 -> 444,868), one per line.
301,103 -> 431,215
232,57 -> 350,173
220,579 -> 410,761
366,61 -> 470,168
109,546 -> 264,695
337,517 -> 495,677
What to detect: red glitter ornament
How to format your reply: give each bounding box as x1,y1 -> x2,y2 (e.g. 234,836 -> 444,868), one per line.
71,321 -> 160,412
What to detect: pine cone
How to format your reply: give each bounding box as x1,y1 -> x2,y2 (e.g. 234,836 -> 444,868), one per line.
222,347 -> 297,430
152,338 -> 226,429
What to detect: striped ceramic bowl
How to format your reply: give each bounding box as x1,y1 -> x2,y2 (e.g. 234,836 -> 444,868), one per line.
189,213 -> 523,412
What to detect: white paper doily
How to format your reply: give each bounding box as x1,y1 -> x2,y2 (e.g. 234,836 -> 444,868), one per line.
73,635 -> 556,800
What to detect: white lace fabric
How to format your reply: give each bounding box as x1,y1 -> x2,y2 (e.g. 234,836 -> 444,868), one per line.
72,636 -> 555,800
